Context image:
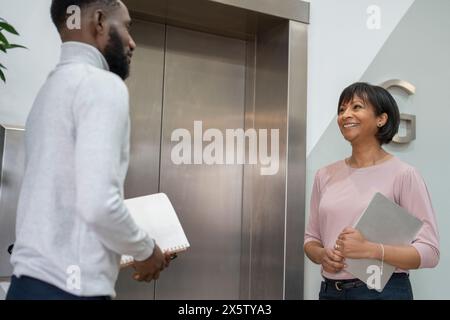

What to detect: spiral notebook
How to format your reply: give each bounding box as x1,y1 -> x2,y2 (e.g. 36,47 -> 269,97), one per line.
120,193 -> 190,268
345,193 -> 423,292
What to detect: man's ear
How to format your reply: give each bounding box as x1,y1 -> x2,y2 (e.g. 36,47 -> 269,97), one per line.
94,9 -> 107,35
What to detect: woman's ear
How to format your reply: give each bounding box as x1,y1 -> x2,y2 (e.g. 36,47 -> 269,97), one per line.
377,113 -> 388,127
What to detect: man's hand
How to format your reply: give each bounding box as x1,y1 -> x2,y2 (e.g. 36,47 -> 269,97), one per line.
320,248 -> 346,273
132,245 -> 172,282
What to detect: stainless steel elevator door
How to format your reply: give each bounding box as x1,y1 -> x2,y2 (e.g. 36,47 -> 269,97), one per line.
115,20 -> 165,299
124,20 -> 166,199
157,26 -> 246,299
115,21 -> 247,299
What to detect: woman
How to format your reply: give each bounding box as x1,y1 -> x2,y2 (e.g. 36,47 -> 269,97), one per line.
304,82 -> 440,300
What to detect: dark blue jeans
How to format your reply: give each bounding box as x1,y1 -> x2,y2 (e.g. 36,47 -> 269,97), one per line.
319,273 -> 413,300
6,275 -> 111,300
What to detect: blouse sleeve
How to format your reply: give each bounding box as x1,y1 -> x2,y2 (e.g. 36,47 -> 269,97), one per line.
398,167 -> 440,268
304,171 -> 323,245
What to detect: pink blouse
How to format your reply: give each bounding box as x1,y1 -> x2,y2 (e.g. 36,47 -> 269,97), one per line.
304,156 -> 440,280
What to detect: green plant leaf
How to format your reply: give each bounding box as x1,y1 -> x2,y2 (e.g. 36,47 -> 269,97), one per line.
0,68 -> 5,82
0,62 -> 7,69
0,44 -> 6,53
5,43 -> 26,50
0,22 -> 19,35
0,31 -> 9,45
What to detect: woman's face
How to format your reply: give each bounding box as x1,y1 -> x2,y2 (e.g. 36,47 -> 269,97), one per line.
337,95 -> 387,145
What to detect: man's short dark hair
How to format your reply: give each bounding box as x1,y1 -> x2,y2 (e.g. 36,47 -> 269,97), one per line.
338,82 -> 401,145
50,0 -> 120,31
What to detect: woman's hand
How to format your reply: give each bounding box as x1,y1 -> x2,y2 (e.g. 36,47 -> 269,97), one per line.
320,248 -> 346,274
335,227 -> 376,259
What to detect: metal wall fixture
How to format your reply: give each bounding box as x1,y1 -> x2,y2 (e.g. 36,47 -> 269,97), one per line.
381,79 -> 417,144
0,125 -> 25,277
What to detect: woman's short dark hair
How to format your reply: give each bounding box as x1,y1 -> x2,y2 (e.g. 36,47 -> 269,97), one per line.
338,82 -> 400,145
50,0 -> 119,31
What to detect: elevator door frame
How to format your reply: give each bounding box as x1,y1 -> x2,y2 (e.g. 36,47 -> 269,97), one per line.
122,0 -> 309,300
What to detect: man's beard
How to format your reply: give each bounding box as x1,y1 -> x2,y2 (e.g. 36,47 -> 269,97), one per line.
103,27 -> 130,80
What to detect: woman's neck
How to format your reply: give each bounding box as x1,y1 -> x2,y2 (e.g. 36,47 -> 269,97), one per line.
347,141 -> 392,168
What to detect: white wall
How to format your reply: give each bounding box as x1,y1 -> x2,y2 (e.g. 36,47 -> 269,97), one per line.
304,1 -> 415,299
304,0 -> 450,300
305,0 -> 415,155
0,0 -> 61,125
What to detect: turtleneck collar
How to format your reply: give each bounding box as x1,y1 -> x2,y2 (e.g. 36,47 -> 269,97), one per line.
58,41 -> 109,71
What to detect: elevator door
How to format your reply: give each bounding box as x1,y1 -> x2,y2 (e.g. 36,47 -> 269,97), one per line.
115,20 -> 165,299
117,21 -> 247,299
157,26 -> 246,299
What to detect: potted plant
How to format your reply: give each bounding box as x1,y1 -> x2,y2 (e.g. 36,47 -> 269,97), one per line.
0,17 -> 26,82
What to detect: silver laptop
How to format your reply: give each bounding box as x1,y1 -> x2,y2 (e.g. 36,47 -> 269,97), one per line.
345,192 -> 423,292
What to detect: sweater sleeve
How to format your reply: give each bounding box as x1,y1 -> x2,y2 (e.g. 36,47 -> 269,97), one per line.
304,171 -> 323,245
72,72 -> 154,262
398,167 -> 440,268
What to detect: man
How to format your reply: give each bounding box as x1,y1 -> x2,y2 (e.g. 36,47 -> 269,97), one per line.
7,0 -> 170,300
